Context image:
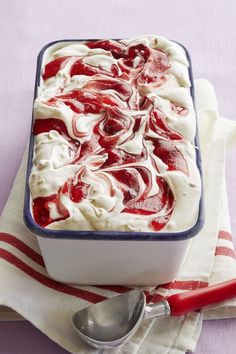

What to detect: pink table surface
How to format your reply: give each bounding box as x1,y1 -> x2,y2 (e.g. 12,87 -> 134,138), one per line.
1,0 -> 236,353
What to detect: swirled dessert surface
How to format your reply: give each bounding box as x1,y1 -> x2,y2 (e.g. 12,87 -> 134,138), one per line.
29,35 -> 201,232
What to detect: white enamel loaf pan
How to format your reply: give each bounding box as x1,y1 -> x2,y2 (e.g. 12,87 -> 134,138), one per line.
24,39 -> 204,285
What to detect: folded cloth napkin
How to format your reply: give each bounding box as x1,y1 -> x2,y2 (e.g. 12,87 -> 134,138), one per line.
0,78 -> 236,354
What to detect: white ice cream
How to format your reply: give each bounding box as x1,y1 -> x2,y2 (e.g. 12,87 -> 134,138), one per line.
30,35 -> 201,232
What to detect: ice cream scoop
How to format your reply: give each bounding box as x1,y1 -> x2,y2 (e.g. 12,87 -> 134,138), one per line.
72,278 -> 236,349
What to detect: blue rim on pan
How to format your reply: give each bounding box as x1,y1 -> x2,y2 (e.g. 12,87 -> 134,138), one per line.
23,38 -> 204,241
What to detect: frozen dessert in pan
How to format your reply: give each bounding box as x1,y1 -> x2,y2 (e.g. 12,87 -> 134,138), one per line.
29,35 -> 201,233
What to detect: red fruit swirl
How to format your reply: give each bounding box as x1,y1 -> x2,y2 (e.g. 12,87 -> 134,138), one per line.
32,38 -> 191,231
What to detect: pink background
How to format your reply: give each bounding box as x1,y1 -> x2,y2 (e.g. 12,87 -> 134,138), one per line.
1,0 -> 236,353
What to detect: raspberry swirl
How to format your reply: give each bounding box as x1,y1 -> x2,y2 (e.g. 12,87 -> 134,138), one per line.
30,36 -> 201,232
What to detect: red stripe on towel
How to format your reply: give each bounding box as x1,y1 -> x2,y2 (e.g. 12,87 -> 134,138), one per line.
160,280 -> 208,291
0,248 -> 107,303
0,232 -> 45,267
218,231 -> 233,241
147,293 -> 165,303
0,233 -> 151,300
215,246 -> 236,259
146,281 -> 208,303
95,285 -> 134,293
95,285 -> 152,303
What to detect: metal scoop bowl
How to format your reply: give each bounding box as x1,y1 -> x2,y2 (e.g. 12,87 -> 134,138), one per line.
72,278 -> 236,349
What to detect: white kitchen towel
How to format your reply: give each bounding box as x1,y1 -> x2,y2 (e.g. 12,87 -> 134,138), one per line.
0,79 -> 236,354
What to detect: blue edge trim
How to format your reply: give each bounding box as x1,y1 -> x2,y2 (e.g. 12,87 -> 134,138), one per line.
23,39 -> 205,241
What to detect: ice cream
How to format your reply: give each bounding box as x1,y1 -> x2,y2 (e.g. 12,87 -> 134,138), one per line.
29,35 -> 201,233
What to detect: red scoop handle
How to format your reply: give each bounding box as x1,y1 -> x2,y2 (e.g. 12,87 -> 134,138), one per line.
167,278 -> 236,316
